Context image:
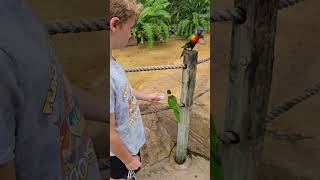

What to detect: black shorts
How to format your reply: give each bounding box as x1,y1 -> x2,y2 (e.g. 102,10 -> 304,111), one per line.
110,152 -> 141,179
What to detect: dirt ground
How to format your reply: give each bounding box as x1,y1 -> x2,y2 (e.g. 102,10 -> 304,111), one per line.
137,153 -> 210,180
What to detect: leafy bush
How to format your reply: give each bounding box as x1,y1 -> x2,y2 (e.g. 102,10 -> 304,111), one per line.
170,0 -> 210,39
133,0 -> 210,47
132,0 -> 171,48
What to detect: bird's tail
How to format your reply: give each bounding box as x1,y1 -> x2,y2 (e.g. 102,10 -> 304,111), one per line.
173,108 -> 180,123
180,48 -> 185,59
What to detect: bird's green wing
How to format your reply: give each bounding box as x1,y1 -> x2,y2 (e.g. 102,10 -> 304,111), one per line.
168,96 -> 180,123
168,96 -> 175,108
168,96 -> 179,108
173,108 -> 180,123
172,96 -> 179,107
172,96 -> 180,123
181,34 -> 193,48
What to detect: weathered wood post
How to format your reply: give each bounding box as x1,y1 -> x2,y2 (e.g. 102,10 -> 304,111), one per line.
222,0 -> 278,179
175,50 -> 198,164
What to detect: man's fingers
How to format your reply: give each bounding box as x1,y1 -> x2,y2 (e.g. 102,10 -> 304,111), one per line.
134,155 -> 140,161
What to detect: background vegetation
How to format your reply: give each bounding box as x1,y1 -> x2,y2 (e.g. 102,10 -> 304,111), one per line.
134,0 -> 210,48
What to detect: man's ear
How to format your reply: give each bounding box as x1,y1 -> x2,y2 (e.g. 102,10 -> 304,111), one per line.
110,16 -> 120,32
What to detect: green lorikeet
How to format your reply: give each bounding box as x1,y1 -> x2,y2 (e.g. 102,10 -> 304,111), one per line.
180,27 -> 205,58
166,90 -> 180,123
211,114 -> 224,180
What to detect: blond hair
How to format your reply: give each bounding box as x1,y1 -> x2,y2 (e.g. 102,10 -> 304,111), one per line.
110,0 -> 143,26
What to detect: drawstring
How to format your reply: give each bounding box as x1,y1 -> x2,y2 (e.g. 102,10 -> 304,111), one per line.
127,170 -> 137,180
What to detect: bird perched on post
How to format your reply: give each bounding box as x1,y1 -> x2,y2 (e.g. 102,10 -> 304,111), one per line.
180,27 -> 205,59
166,90 -> 180,123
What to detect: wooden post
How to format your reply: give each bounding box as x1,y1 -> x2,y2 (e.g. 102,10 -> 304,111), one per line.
222,0 -> 278,180
175,50 -> 198,164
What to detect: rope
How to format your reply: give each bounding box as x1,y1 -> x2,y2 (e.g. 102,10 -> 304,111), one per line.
278,0 -> 305,10
266,129 -> 313,142
197,57 -> 211,64
141,105 -> 170,116
46,17 -> 108,35
217,80 -> 320,144
124,57 -> 210,73
266,80 -> 320,122
193,89 -> 210,100
90,57 -> 209,89
211,8 -> 246,23
125,64 -> 186,73
44,0 -> 304,35
218,80 -> 320,144
211,0 -> 304,23
219,131 -> 240,144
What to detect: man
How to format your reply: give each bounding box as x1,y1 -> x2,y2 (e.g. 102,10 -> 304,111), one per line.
0,0 -> 105,179
109,0 -> 164,179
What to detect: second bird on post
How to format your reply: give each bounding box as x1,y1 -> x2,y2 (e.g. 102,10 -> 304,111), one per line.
166,90 -> 180,123
180,27 -> 205,59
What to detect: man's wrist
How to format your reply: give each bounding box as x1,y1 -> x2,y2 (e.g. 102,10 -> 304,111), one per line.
142,95 -> 150,101
137,94 -> 149,101
123,155 -> 134,165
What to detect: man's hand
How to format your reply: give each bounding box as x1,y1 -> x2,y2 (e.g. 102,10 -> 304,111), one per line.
125,155 -> 142,171
145,93 -> 164,102
133,90 -> 164,102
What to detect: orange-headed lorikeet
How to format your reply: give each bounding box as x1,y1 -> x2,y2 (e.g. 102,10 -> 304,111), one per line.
180,27 -> 205,58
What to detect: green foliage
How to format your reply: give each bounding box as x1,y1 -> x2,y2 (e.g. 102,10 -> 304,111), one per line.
137,0 -> 147,4
133,0 -> 209,47
132,0 -> 171,48
170,0 -> 210,38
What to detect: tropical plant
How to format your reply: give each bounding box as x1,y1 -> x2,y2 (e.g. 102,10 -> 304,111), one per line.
169,0 -> 210,39
132,0 -> 171,48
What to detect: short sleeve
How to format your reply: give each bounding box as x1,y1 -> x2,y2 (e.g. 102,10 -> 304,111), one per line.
110,78 -> 116,114
0,49 -> 19,164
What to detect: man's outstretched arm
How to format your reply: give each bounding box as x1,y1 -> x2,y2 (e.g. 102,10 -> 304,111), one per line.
132,89 -> 163,102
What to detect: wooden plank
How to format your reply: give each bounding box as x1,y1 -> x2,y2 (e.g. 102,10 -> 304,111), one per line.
221,0 -> 279,179
175,50 -> 198,164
